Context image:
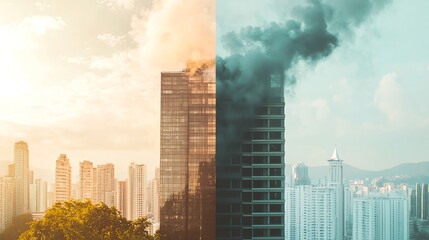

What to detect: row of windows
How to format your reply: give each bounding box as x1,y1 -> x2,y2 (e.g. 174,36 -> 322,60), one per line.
242,180 -> 282,189
242,144 -> 283,152
255,106 -> 284,115
241,156 -> 283,165
242,168 -> 282,177
252,119 -> 283,128
243,131 -> 282,140
216,216 -> 283,226
217,228 -> 284,238
242,204 -> 283,214
243,192 -> 282,201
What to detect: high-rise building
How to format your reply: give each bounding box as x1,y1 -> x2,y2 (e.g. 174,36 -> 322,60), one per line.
285,149 -> 345,240
421,184 -> 429,220
128,163 -> 147,220
416,183 -> 422,219
116,180 -> 127,217
29,179 -> 47,213
96,163 -> 115,206
7,164 -> 14,177
353,193 -> 409,240
160,66 -> 216,240
292,163 -> 310,186
217,74 -> 285,239
0,177 -> 14,231
151,168 -> 160,223
328,148 -> 345,239
410,188 -> 417,219
79,160 -> 96,202
14,141 -> 30,216
55,154 -> 71,202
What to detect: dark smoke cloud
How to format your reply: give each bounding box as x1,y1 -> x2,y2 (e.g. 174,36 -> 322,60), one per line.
216,0 -> 392,159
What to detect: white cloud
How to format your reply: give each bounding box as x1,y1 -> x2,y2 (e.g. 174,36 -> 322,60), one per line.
97,33 -> 125,47
35,2 -> 51,11
23,15 -> 66,35
374,73 -> 403,123
98,0 -> 135,10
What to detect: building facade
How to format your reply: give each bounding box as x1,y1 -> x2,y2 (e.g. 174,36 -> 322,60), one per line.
97,163 -> 115,206
29,178 -> 47,213
0,177 -> 14,231
128,163 -> 147,220
116,180 -> 127,217
79,160 -> 96,202
217,74 -> 285,240
292,163 -> 310,186
160,65 -> 216,240
353,193 -> 409,240
55,154 -> 72,202
285,149 -> 345,240
14,141 -> 29,216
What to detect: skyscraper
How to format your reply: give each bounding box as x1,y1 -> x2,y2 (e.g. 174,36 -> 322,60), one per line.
353,193 -> 409,240
292,163 -> 310,186
97,163 -> 115,206
14,141 -> 29,216
285,149 -> 345,240
128,163 -> 147,220
79,160 -> 97,202
160,65 -> 216,240
422,184 -> 429,220
116,180 -> 127,217
217,74 -> 285,240
55,154 -> 71,202
416,183 -> 422,219
29,179 -> 47,213
0,177 -> 14,231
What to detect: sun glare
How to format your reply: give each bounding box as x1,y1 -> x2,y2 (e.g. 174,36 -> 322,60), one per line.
0,27 -> 31,98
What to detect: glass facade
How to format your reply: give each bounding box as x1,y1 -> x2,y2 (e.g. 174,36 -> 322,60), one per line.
160,67 -> 216,240
217,74 -> 285,240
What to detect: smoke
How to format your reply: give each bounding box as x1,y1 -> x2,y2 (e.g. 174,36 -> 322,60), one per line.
216,0 -> 392,159
131,0 -> 215,71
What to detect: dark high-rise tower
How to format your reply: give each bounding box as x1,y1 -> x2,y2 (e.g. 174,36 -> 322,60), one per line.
217,74 -> 285,240
160,65 -> 216,240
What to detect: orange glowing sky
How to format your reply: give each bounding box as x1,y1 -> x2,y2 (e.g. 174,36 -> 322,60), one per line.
0,0 -> 215,182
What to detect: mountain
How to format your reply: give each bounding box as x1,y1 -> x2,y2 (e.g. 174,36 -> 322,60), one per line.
287,161 -> 429,181
0,161 -> 55,183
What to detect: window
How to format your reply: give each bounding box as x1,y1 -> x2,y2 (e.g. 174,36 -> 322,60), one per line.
270,107 -> 282,115
270,131 -> 281,139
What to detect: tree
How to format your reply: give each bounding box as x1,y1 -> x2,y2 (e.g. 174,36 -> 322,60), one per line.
19,200 -> 154,240
0,213 -> 33,240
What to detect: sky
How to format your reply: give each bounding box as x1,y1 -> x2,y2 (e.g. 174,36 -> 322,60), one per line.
217,0 -> 429,170
0,0 -> 428,183
0,0 -> 215,181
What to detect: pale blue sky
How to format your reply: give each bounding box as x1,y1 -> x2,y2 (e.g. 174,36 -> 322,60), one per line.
217,0 -> 429,170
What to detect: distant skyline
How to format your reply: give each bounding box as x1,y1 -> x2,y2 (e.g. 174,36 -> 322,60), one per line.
217,0 -> 429,170
0,0 -> 215,180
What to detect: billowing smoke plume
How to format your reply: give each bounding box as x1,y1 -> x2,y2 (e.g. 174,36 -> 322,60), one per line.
216,0 -> 392,158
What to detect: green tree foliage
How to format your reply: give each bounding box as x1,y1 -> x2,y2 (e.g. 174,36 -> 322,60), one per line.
19,200 -> 155,240
0,213 -> 33,239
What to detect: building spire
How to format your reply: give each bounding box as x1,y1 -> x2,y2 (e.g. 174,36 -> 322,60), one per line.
330,147 -> 340,160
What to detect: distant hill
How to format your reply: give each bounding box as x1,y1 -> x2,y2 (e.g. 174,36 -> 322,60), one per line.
0,161 -> 55,183
287,161 -> 429,182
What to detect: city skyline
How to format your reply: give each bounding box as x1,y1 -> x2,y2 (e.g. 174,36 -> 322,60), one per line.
0,0 -> 215,180
1,0 -> 428,181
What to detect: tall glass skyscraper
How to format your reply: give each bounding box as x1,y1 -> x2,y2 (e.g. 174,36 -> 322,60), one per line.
217,74 -> 285,240
160,65 -> 216,240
